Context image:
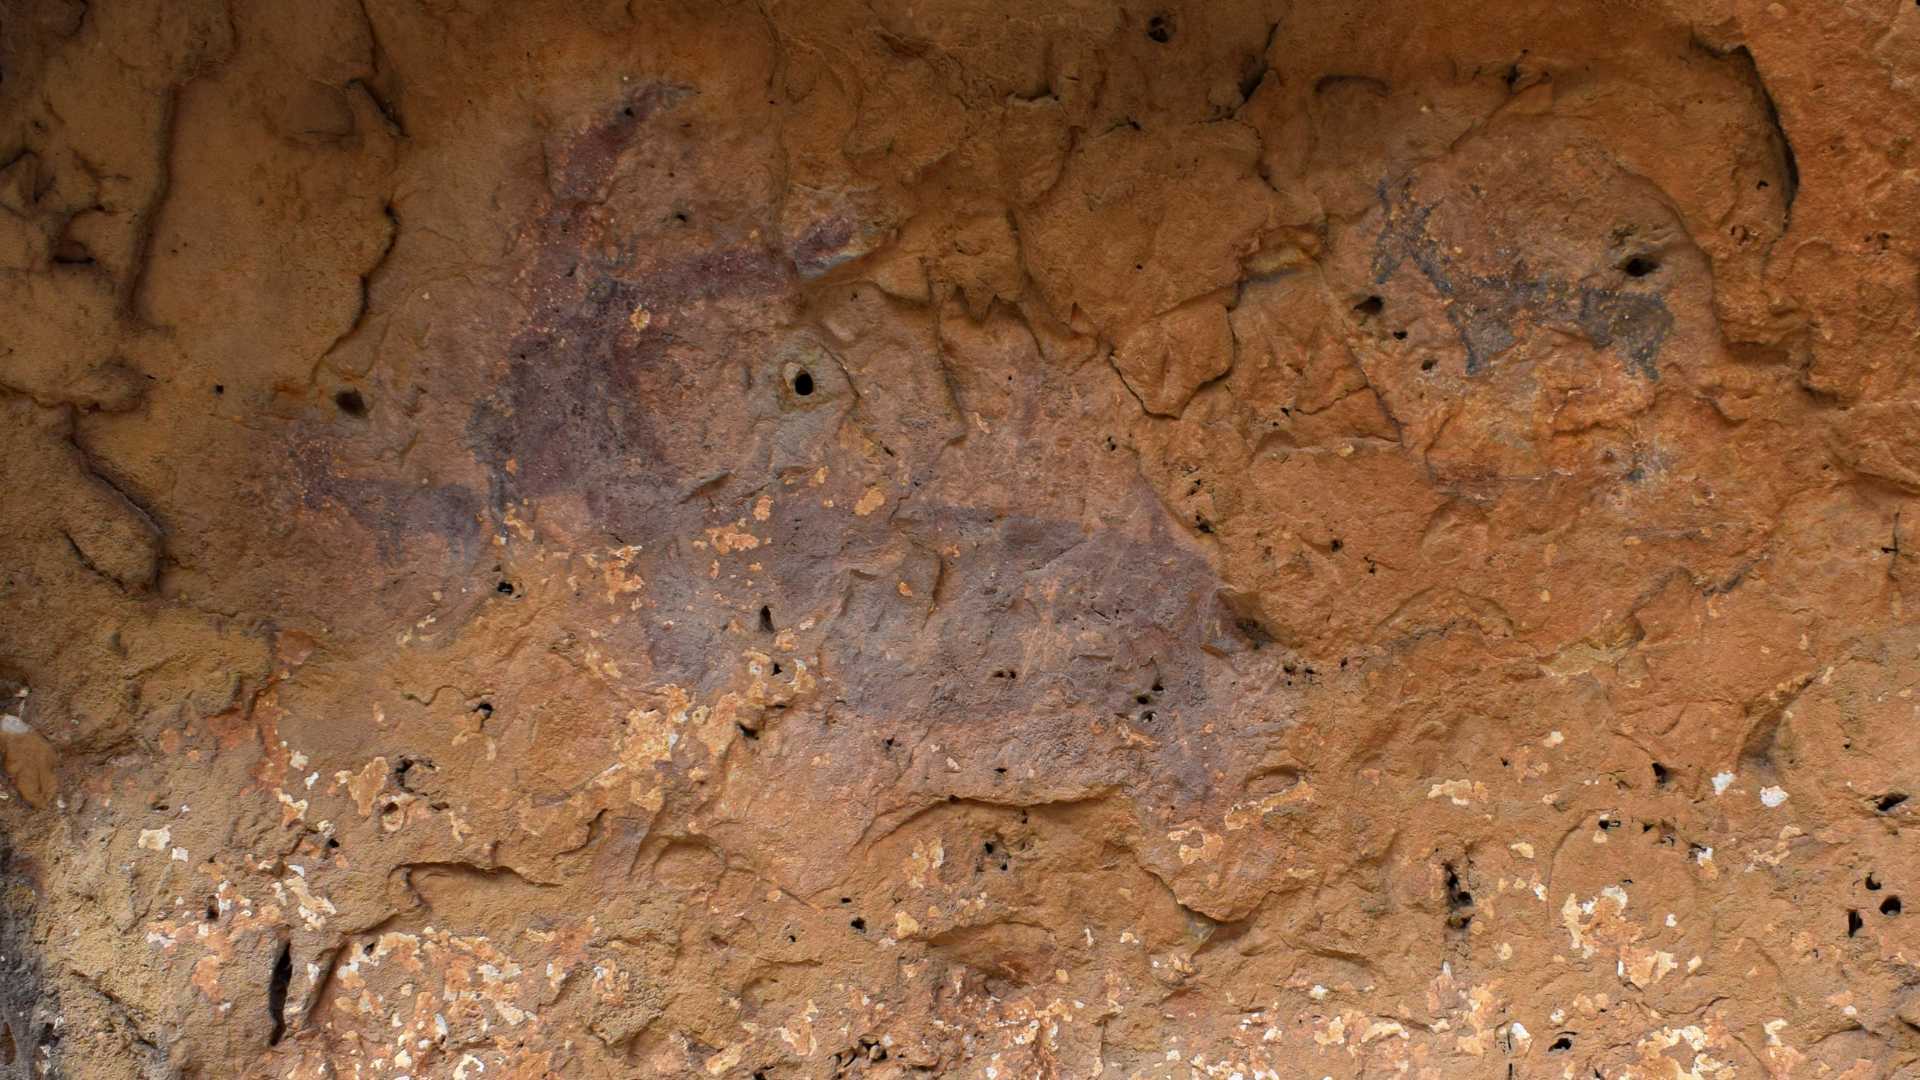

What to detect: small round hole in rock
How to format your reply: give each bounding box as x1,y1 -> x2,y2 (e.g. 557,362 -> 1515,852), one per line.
1353,295 -> 1384,317
792,370 -> 814,397
334,389 -> 368,417
1146,13 -> 1174,42
1621,256 -> 1658,278
1849,909 -> 1864,936
1883,896 -> 1903,916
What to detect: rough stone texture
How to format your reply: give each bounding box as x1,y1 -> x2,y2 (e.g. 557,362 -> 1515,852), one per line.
2,0 -> 1919,1076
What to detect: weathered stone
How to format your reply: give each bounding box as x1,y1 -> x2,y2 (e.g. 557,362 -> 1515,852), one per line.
3,1 -> 1920,1077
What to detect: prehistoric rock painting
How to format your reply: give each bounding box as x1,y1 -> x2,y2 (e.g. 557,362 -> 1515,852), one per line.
2,1 -> 1919,1077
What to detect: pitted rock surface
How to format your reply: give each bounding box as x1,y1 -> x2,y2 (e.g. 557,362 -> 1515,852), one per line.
4,1 -> 1920,1077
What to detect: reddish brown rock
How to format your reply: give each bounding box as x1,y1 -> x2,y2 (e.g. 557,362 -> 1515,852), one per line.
3,1 -> 1920,1077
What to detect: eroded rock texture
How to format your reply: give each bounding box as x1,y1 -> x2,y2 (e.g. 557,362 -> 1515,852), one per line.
2,0 -> 1919,1076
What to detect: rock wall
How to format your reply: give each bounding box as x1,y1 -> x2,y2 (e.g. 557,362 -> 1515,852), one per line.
2,0 -> 1919,1076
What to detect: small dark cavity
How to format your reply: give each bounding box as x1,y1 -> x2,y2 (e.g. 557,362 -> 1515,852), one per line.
1146,13 -> 1174,43
791,370 -> 814,397
1550,1034 -> 1574,1053
1884,896 -> 1903,916
1238,61 -> 1268,103
1651,762 -> 1669,786
1420,357 -> 1437,372
394,756 -> 430,791
333,389 -> 368,418
1443,862 -> 1474,929
267,940 -> 293,1045
1849,909 -> 1864,936
1329,538 -> 1343,552
759,605 -> 775,633
1621,255 -> 1659,278
1392,329 -> 1408,340
1353,295 -> 1384,318
51,238 -> 93,265
206,900 -> 219,922
1878,792 -> 1908,813
474,701 -> 494,719
849,917 -> 866,932
737,723 -> 759,740
495,580 -> 516,596
212,384 -> 225,395
1867,873 -> 1883,891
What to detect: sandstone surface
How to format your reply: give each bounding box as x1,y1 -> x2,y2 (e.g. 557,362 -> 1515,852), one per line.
3,1 -> 1920,1077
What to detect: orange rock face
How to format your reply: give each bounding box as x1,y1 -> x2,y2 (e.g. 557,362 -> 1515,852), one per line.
2,1 -> 1919,1076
